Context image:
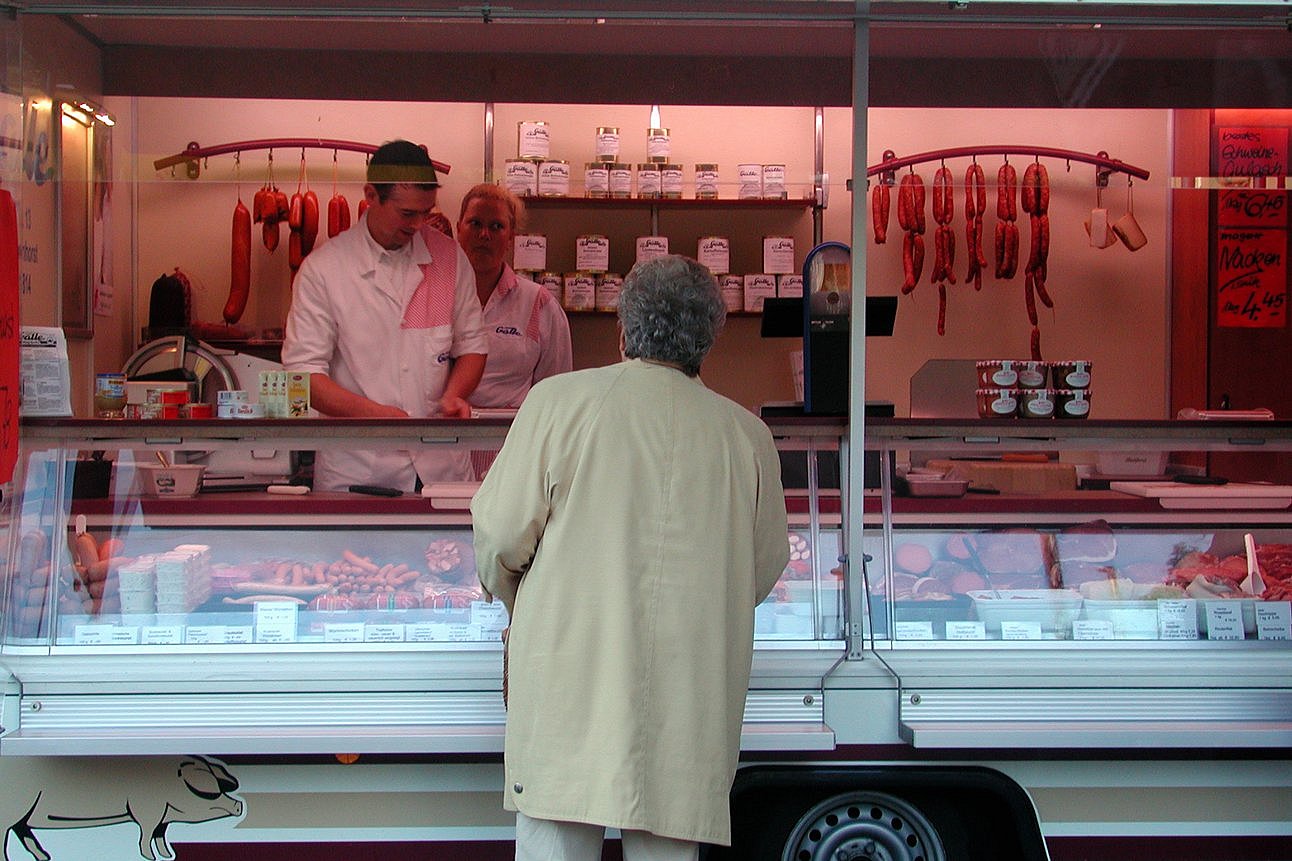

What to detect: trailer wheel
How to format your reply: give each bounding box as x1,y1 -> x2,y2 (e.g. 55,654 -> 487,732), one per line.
780,791 -> 946,861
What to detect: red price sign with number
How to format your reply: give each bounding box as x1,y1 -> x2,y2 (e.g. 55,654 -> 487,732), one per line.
1216,228 -> 1288,328
1216,127 -> 1288,230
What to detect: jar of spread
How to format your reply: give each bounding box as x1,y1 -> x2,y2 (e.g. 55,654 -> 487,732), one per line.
1016,360 -> 1047,389
1050,360 -> 1092,389
976,360 -> 1019,388
1018,388 -> 1056,419
976,388 -> 1019,418
1054,388 -> 1092,419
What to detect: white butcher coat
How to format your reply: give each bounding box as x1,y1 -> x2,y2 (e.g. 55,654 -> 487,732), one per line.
282,217 -> 487,491
471,359 -> 788,845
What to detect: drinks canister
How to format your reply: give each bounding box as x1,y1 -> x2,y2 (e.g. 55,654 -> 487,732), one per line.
518,120 -> 551,159
537,159 -> 570,197
695,163 -> 719,199
503,158 -> 539,197
646,127 -> 671,163
584,162 -> 610,198
608,163 -> 633,198
738,163 -> 763,199
636,163 -> 661,198
595,126 -> 620,162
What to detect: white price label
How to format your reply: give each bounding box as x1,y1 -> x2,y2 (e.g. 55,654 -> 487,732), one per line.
894,621 -> 935,641
1256,602 -> 1292,640
365,624 -> 407,643
1157,600 -> 1199,640
255,601 -> 299,644
1072,619 -> 1115,641
142,625 -> 184,645
945,621 -> 986,641
323,622 -> 365,643
1203,601 -> 1246,641
73,624 -> 113,645
1000,621 -> 1043,640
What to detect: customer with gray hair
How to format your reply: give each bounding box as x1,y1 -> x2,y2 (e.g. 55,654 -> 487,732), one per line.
472,254 -> 789,860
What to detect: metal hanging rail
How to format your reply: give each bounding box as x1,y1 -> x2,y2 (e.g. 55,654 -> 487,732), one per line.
868,145 -> 1149,183
153,138 -> 452,178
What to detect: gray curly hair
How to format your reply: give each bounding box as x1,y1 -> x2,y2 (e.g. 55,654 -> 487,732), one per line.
618,255 -> 726,377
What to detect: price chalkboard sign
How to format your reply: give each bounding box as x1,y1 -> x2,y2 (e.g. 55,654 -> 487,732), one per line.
1217,127 -> 1288,229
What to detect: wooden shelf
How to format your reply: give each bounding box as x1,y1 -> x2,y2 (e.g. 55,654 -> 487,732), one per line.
522,195 -> 815,210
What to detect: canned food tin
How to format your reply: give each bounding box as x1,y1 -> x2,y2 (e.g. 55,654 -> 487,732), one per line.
584,162 -> 610,198
719,274 -> 744,312
1016,360 -> 1048,389
976,360 -> 1019,388
660,164 -> 683,198
538,159 -> 570,197
608,163 -> 633,198
595,273 -> 624,312
595,126 -> 620,162
1054,388 -> 1092,418
93,373 -> 127,419
697,236 -> 731,275
518,120 -> 550,159
537,271 -> 563,300
575,234 -> 610,272
504,158 -> 539,197
1050,360 -> 1092,389
636,163 -> 661,198
695,164 -> 720,199
563,272 -> 597,311
1018,388 -> 1056,419
646,127 -> 671,163
762,163 -> 787,199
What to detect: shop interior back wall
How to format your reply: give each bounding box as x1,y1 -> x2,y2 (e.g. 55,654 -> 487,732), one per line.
116,96 -> 1168,417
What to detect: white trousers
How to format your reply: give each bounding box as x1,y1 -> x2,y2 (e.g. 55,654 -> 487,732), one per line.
515,812 -> 700,861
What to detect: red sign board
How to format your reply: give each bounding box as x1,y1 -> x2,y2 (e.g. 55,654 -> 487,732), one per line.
1215,228 -> 1288,328
1216,127 -> 1288,229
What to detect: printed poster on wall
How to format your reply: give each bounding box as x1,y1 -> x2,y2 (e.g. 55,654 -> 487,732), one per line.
1214,126 -> 1288,328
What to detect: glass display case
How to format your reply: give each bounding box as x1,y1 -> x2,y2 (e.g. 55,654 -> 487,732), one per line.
0,417 -> 845,754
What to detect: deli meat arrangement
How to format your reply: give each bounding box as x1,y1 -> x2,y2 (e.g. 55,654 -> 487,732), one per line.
874,521 -> 1288,604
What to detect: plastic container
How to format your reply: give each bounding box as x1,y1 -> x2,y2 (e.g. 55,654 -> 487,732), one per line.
968,589 -> 1084,635
1018,388 -> 1056,419
136,464 -> 206,497
1050,360 -> 1092,389
976,360 -> 1019,388
1054,388 -> 1092,419
976,388 -> 1019,418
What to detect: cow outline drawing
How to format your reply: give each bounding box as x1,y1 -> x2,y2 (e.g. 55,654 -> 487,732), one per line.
2,755 -> 245,861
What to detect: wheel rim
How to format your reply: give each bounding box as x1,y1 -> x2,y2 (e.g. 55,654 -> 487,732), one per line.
781,791 -> 946,861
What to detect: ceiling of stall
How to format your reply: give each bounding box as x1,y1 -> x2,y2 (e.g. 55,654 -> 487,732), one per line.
23,1 -> 1292,106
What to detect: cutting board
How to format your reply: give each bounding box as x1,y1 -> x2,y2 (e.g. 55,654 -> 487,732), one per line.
1109,480 -> 1292,509
926,459 -> 1077,494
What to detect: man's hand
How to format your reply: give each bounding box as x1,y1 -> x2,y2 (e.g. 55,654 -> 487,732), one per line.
438,394 -> 473,418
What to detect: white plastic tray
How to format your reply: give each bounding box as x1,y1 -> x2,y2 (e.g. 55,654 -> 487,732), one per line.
1109,481 -> 1292,510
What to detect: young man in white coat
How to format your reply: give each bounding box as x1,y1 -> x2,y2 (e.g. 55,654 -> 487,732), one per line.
472,254 -> 789,860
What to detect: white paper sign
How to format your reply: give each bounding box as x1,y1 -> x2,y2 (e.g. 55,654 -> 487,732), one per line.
73,624 -> 114,645
20,326 -> 72,416
1203,601 -> 1246,640
471,600 -> 508,630
1256,602 -> 1292,640
254,601 -> 299,643
743,274 -> 777,312
894,621 -> 934,641
186,625 -> 252,644
513,234 -> 547,271
1072,619 -> 1115,640
1158,600 -> 1199,640
1000,621 -> 1043,640
945,621 -> 986,640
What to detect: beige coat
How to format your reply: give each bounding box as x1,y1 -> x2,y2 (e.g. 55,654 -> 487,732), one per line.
472,359 -> 788,845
